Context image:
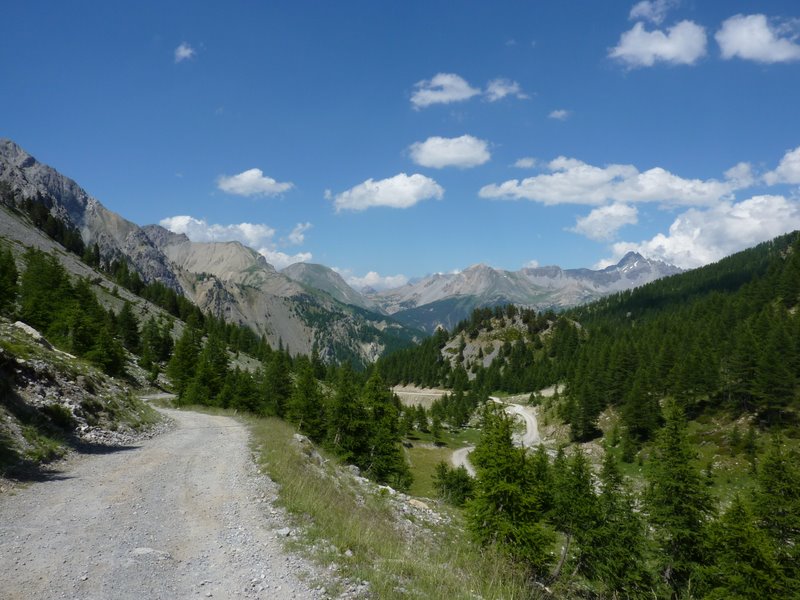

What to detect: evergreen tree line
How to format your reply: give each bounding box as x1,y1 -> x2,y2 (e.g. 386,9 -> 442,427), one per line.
376,306 -> 579,395
560,232 -> 800,444
1,184 -> 266,358
166,322 -> 413,490
0,247 -> 127,376
434,401 -> 800,599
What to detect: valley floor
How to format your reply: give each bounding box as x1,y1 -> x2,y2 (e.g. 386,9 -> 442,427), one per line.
0,407 -> 327,600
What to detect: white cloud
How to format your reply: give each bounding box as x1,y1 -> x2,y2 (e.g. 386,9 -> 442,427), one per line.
288,222 -> 312,245
260,249 -> 312,270
333,268 -> 409,291
409,135 -> 491,169
217,168 -> 293,197
410,73 -> 480,109
479,156 -> 743,207
160,215 -> 276,248
331,173 -> 444,212
629,0 -> 678,25
570,203 -> 639,241
724,162 -> 756,188
549,109 -> 571,120
716,14 -> 800,63
523,259 -> 540,269
159,215 -> 314,269
485,78 -> 528,101
610,20 -> 707,67
599,195 -> 800,269
174,42 -> 195,63
514,157 -> 537,169
765,146 -> 800,185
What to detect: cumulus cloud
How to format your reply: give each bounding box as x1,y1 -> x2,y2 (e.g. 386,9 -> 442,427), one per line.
485,78 -> 528,101
410,73 -> 529,108
514,157 -> 537,169
523,259 -> 540,269
549,109 -> 571,120
409,135 -> 491,169
160,215 -> 276,247
174,42 -> 196,63
333,268 -> 409,291
629,0 -> 679,25
410,73 -> 480,109
569,203 -> 639,241
479,156 -> 744,206
287,222 -> 312,245
724,162 -> 756,188
260,249 -> 312,270
765,145 -> 800,185
599,195 -> 800,269
716,14 -> 800,63
610,20 -> 707,67
331,173 -> 444,212
216,168 -> 293,197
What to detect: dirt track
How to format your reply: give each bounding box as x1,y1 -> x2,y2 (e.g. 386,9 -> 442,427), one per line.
0,408 -> 322,600
450,397 -> 544,475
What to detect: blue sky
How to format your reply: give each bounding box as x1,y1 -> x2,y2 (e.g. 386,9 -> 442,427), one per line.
3,1 -> 800,289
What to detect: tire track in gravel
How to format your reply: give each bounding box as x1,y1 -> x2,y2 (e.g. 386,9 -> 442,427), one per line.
0,407 -> 325,600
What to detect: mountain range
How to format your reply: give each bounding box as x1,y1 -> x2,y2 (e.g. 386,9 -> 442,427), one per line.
0,138 -> 681,353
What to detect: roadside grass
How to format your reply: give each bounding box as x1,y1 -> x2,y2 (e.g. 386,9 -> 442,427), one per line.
406,445 -> 451,498
249,416 -> 537,600
403,426 -> 481,498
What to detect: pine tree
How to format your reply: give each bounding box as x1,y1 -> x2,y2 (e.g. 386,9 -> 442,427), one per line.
645,402 -> 715,593
288,359 -> 327,442
699,495 -> 788,599
182,332 -> 229,406
0,246 -> 18,315
752,315 -> 796,423
18,248 -> 70,331
467,404 -> 553,572
85,322 -> 126,376
261,351 -> 292,417
753,437 -> 800,586
549,448 -> 600,582
582,449 -> 655,597
433,462 -> 474,507
326,364 -> 370,464
116,301 -> 140,353
166,323 -> 202,396
361,373 -> 411,489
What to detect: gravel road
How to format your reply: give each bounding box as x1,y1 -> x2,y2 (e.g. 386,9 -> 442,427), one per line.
0,407 -> 326,600
449,446 -> 476,476
450,398 -> 544,474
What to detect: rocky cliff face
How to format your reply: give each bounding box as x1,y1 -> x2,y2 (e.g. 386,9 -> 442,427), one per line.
0,139 -> 183,291
0,139 -> 416,364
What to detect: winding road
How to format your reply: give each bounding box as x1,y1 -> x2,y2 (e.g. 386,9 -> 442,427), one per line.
450,396 -> 544,475
0,407 -> 322,600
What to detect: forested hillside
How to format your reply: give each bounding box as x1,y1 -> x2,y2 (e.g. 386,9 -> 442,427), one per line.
380,232 -> 800,441
562,231 -> 800,442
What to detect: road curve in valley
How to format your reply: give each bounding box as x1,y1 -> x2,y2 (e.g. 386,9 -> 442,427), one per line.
451,397 -> 544,475
0,407 -> 321,600
450,446 -> 476,476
